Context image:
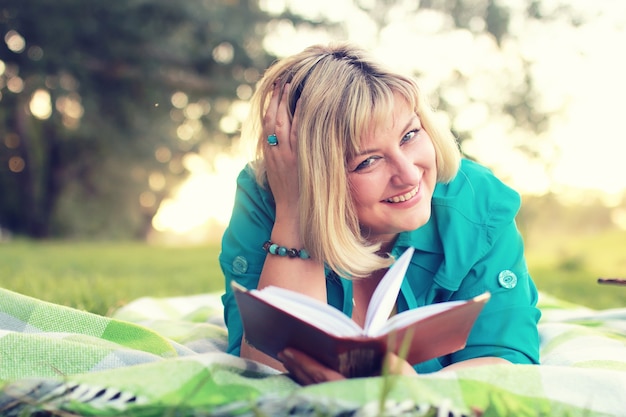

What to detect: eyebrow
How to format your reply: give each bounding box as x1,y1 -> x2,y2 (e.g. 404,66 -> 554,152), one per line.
354,114 -> 420,157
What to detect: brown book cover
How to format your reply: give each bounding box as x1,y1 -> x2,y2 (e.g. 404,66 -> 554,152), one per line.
233,249 -> 490,377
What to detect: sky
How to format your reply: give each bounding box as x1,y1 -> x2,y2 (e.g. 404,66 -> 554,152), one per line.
151,0 -> 626,239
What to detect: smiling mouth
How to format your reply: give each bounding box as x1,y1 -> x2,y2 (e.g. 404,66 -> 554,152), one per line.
384,186 -> 419,203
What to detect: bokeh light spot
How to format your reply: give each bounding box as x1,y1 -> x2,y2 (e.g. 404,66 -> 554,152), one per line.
7,76 -> 24,93
5,30 -> 25,53
8,156 -> 25,173
155,146 -> 172,163
212,42 -> 234,64
29,89 -> 52,120
171,92 -> 188,109
149,172 -> 166,191
4,133 -> 20,149
139,191 -> 157,208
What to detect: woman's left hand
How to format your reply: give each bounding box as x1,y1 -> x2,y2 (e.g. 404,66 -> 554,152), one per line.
278,348 -> 346,385
277,349 -> 418,385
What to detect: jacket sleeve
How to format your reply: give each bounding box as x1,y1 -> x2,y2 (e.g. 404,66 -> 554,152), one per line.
448,218 -> 541,366
219,166 -> 275,355
430,160 -> 541,367
440,164 -> 542,365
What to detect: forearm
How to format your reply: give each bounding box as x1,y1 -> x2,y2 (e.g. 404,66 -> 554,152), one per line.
257,217 -> 326,301
441,356 -> 511,372
386,354 -> 511,377
244,220 -> 326,369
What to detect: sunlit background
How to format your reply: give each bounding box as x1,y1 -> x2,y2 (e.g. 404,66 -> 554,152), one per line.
1,0 -> 625,311
2,0 -> 625,244
147,0 -> 626,242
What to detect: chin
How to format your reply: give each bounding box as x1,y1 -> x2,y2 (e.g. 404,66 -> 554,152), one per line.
384,212 -> 432,235
406,208 -> 432,230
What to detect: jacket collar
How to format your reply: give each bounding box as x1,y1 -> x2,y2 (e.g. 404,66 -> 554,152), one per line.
392,210 -> 443,257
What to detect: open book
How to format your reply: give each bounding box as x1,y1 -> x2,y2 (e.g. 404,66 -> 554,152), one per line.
233,248 -> 490,377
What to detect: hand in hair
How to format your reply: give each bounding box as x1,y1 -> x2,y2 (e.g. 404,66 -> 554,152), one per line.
263,83 -> 302,222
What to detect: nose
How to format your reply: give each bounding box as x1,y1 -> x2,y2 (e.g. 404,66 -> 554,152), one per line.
390,154 -> 420,186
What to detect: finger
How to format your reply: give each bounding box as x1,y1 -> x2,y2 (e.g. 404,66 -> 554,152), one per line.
278,349 -> 312,385
278,348 -> 345,385
274,83 -> 291,149
262,83 -> 281,143
287,96 -> 300,154
278,348 -> 319,385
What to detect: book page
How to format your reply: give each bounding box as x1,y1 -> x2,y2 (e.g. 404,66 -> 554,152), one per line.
254,286 -> 364,336
364,247 -> 415,335
371,300 -> 465,337
369,292 -> 491,337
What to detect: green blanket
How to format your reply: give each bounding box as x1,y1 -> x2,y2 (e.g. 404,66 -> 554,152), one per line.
1,289 -> 625,417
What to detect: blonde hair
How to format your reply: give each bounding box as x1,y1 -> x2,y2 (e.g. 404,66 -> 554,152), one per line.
244,43 -> 461,278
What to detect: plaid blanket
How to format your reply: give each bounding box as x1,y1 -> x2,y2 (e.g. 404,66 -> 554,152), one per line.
1,289 -> 625,417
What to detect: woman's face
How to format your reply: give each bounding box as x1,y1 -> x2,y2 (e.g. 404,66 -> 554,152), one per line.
347,94 -> 437,248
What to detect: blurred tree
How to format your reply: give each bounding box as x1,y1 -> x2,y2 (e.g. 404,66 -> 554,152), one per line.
355,0 -> 555,144
0,0 -> 590,239
0,0 -> 279,238
355,2 -> 621,206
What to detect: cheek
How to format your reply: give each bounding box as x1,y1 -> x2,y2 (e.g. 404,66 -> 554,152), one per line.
349,178 -> 377,208
427,139 -> 438,168
416,136 -> 436,163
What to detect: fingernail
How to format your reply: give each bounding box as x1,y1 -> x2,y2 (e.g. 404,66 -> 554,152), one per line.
280,348 -> 294,360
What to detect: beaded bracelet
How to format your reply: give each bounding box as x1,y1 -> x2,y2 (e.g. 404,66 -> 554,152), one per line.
263,240 -> 310,259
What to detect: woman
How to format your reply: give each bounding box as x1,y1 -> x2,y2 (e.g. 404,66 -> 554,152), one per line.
220,43 -> 540,385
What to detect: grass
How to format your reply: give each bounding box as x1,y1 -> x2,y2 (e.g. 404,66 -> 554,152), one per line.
0,229 -> 624,315
0,233 -> 623,417
0,239 -> 223,315
524,228 -> 626,310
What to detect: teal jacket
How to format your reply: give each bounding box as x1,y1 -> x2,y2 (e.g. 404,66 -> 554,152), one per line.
220,159 -> 541,373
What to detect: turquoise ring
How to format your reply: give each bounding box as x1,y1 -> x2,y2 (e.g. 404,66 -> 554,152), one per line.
267,134 -> 278,146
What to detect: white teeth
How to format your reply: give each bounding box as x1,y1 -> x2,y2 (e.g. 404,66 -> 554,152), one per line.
385,186 -> 418,203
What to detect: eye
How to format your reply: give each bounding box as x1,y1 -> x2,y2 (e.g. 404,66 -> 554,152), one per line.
401,129 -> 419,145
353,155 -> 381,172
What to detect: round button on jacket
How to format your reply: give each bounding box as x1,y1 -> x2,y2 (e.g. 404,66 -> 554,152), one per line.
498,270 -> 517,289
232,255 -> 248,275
